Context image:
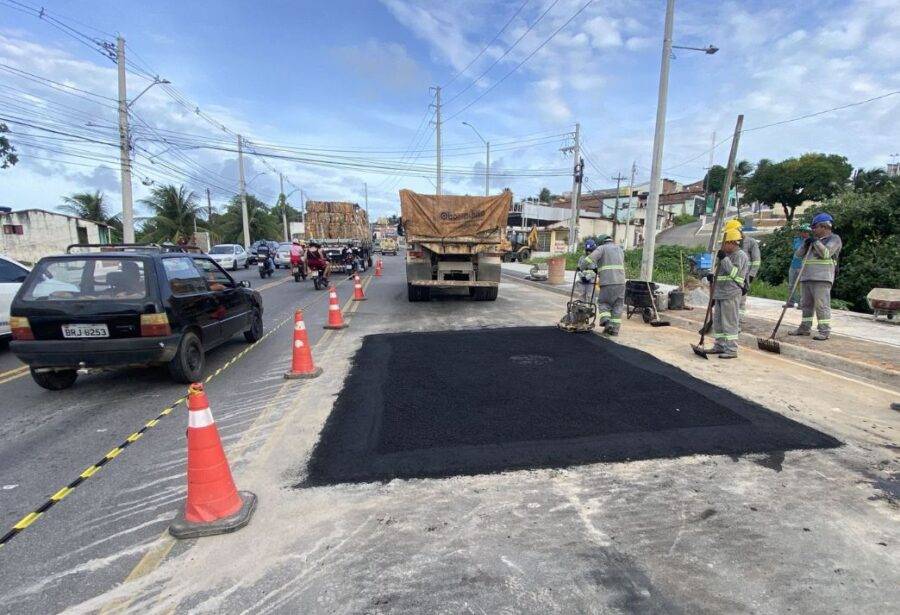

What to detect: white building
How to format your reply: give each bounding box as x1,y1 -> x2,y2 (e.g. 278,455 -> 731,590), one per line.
0,208 -> 112,265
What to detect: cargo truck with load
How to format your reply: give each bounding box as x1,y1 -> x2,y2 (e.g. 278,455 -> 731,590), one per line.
399,189 -> 510,302
305,201 -> 373,273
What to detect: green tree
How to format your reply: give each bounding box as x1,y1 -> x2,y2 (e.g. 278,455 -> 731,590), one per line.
744,153 -> 852,221
852,167 -> 893,194
137,184 -> 204,243
539,187 -> 552,203
0,122 -> 17,169
703,160 -> 753,194
60,190 -> 122,241
215,194 -> 279,243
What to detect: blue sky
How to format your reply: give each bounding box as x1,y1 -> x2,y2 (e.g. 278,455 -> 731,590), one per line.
1,0 -> 898,220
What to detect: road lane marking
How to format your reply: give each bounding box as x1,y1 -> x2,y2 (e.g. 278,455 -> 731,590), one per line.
100,275 -> 368,611
0,365 -> 28,379
0,274 -> 364,552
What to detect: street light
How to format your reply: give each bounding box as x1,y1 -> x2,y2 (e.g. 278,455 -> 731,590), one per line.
640,0 -> 718,282
127,78 -> 171,109
462,121 -> 490,196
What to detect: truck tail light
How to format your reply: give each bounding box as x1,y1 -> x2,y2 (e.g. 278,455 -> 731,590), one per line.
10,316 -> 34,340
140,313 -> 171,337
407,250 -> 425,259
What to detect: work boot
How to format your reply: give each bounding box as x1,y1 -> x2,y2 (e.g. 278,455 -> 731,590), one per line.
788,328 -> 810,336
718,352 -> 738,359
705,346 -> 724,354
605,326 -> 619,336
813,331 -> 830,341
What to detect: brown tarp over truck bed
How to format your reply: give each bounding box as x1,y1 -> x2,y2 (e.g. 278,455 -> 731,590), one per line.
306,201 -> 369,240
399,190 -> 510,241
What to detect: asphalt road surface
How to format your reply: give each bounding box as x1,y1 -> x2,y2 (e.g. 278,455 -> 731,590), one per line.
0,255 -> 897,614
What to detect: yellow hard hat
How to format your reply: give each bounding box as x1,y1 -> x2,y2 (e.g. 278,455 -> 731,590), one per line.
724,219 -> 742,232
723,228 -> 742,243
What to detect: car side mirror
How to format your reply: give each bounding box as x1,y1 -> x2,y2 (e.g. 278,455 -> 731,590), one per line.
239,280 -> 251,288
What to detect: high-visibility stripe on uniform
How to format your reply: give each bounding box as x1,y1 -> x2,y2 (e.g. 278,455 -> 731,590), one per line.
805,259 -> 834,265
801,317 -> 813,322
597,311 -> 611,318
609,318 -> 621,324
188,407 -> 215,429
598,265 -> 624,270
750,260 -> 761,267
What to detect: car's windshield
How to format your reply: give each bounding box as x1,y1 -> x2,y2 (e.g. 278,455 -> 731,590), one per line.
209,245 -> 234,254
21,258 -> 148,301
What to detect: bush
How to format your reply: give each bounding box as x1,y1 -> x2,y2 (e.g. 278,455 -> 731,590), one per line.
673,213 -> 698,226
624,244 -> 705,285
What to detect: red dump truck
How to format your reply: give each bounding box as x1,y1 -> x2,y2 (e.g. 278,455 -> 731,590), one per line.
399,189 -> 510,302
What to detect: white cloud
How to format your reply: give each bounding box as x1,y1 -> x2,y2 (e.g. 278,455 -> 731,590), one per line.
333,39 -> 428,93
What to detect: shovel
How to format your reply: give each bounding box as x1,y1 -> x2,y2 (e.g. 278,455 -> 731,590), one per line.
645,281 -> 670,327
691,277 -> 716,359
757,248 -> 811,353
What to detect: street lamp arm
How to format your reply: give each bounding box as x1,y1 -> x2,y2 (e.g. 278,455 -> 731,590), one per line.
461,121 -> 487,145
672,44 -> 718,54
127,78 -> 171,109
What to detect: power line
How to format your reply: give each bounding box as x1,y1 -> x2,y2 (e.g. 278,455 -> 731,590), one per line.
443,0 -> 561,107
442,0 -> 531,89
444,0 -> 594,122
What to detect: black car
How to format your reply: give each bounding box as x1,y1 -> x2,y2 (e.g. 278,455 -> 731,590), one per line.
9,246 -> 263,390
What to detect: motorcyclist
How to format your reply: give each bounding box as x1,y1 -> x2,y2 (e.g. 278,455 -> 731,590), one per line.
257,241 -> 274,274
306,242 -> 331,284
290,239 -> 306,278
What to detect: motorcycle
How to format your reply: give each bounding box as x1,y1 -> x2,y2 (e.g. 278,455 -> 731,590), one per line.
312,267 -> 329,290
258,253 -> 275,279
291,261 -> 306,282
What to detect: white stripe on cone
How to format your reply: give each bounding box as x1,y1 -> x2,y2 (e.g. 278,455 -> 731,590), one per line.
329,305 -> 340,311
188,408 -> 215,428
295,321 -> 306,330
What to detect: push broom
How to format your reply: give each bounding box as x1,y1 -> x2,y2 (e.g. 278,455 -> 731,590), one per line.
757,248 -> 811,353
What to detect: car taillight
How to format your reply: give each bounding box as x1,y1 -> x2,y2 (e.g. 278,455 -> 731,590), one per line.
140,313 -> 171,337
408,250 -> 424,259
10,316 -> 34,341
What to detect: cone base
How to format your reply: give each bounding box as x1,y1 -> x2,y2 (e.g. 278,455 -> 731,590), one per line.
169,490 -> 257,539
323,323 -> 349,330
284,366 -> 323,380
352,296 -> 367,301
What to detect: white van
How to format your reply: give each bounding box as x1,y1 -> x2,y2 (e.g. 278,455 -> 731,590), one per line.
0,255 -> 30,340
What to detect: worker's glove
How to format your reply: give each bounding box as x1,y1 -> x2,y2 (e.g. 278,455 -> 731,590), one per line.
741,282 -> 749,296
747,274 -> 756,285
804,237 -> 814,246
704,273 -> 715,283
716,249 -> 726,260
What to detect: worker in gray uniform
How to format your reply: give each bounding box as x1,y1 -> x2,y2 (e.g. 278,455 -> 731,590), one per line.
739,218 -> 760,323
585,234 -> 626,335
704,227 -> 749,359
575,239 -> 598,302
789,212 -> 842,340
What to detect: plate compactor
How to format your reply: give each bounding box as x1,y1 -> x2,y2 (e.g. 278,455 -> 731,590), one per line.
558,272 -> 598,333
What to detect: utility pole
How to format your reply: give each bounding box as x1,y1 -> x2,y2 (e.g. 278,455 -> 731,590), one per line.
237,134 -> 250,248
611,172 -> 627,242
280,173 -> 289,242
485,141 -> 490,196
364,182 -> 370,238
707,115 -> 744,253
623,161 -> 636,249
702,130 -> 716,219
640,0 -> 675,282
116,36 -> 135,243
206,187 -> 213,222
562,122 -> 581,251
433,86 -> 442,197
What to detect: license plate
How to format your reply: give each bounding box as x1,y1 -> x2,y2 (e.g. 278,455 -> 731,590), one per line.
62,324 -> 109,338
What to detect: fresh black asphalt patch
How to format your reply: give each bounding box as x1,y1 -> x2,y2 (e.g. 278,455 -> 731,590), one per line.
301,327 -> 840,485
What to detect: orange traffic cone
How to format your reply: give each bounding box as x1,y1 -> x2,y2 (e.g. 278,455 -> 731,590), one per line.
375,259 -> 383,277
324,285 -> 349,330
169,383 -> 256,539
284,309 -> 322,379
352,274 -> 367,301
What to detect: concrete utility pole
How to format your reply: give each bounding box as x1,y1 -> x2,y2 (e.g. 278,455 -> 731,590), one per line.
206,187 -> 213,222
702,130 -> 716,218
364,182 -> 370,234
116,36 -> 135,243
623,161 -> 636,249
237,134 -> 250,248
280,173 -> 289,242
563,122 -> 581,251
611,172 -> 627,242
707,114 -> 744,252
640,0 -> 675,282
433,86 -> 442,197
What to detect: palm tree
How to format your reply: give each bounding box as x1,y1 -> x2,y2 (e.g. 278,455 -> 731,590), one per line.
852,168 -> 891,193
61,190 -> 111,223
217,194 -> 279,243
138,184 -> 204,243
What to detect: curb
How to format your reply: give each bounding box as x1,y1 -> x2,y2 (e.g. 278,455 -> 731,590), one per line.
502,272 -> 899,390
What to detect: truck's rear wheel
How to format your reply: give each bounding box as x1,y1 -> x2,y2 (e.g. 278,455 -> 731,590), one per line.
472,286 -> 498,301
408,284 -> 430,302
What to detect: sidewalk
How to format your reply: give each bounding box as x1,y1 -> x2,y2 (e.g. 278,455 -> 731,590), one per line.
502,263 -> 899,388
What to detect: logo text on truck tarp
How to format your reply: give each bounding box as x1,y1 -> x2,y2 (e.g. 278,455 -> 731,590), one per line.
440,210 -> 485,221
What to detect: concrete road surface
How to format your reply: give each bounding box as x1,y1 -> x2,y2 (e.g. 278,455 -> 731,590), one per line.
0,256 -> 897,614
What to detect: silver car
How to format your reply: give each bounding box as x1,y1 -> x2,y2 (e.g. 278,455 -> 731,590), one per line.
208,244 -> 249,271
275,242 -> 292,268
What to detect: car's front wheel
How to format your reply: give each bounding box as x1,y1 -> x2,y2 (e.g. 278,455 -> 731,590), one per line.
244,308 -> 263,343
168,331 -> 205,383
31,368 -> 78,390
244,261 -> 249,269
